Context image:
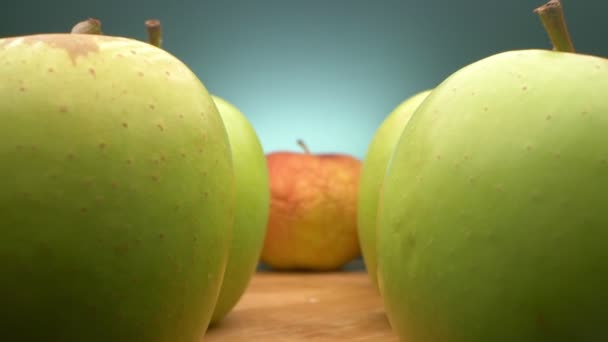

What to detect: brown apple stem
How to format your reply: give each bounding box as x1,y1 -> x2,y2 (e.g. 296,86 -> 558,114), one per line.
533,0 -> 575,53
70,18 -> 102,34
145,19 -> 162,48
296,139 -> 311,154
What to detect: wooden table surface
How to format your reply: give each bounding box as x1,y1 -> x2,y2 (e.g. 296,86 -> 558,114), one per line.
205,271 -> 399,341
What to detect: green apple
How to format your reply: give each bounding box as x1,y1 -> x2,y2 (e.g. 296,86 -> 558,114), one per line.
0,31 -> 235,341
209,95 -> 270,325
376,2 -> 608,341
138,20 -> 270,325
358,89 -> 431,290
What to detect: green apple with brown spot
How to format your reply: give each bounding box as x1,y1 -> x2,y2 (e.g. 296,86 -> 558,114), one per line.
357,89 -> 431,291
140,21 -> 271,325
376,1 -> 608,341
0,19 -> 235,341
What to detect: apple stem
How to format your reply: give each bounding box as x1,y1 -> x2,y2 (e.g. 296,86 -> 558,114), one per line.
70,18 -> 103,34
145,19 -> 162,48
296,139 -> 311,154
534,0 -> 575,53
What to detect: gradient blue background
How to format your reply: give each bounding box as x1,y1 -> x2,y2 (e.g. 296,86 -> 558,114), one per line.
2,0 -> 606,159
1,1 -> 606,271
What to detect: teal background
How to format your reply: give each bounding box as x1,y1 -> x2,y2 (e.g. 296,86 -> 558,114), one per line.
1,0 -> 606,159
1,1 -> 605,271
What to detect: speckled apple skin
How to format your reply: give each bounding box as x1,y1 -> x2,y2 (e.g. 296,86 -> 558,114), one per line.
377,49 -> 608,342
262,152 -> 361,270
0,34 -> 235,341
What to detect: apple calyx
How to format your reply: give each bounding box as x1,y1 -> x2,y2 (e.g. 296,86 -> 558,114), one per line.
145,19 -> 163,48
70,18 -> 102,35
534,0 -> 575,53
296,139 -> 312,154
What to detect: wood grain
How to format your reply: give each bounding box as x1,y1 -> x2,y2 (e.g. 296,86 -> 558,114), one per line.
204,271 -> 399,341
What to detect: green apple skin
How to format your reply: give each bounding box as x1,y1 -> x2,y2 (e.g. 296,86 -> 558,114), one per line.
377,50 -> 608,342
358,89 -> 431,290
209,95 -> 270,324
0,34 -> 235,341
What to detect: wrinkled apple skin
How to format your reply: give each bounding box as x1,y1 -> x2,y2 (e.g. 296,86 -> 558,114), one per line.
358,89 -> 431,290
262,152 -> 361,271
377,50 -> 608,342
0,34 -> 234,342
209,95 -> 270,325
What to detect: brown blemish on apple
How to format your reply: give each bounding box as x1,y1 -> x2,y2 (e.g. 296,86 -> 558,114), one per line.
88,67 -> 96,78
536,312 -> 549,334
36,242 -> 53,259
59,105 -> 68,113
113,242 -> 129,256
1,34 -> 102,65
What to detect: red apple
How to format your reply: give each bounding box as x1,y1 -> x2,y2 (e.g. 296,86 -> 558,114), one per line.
261,140 -> 362,271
